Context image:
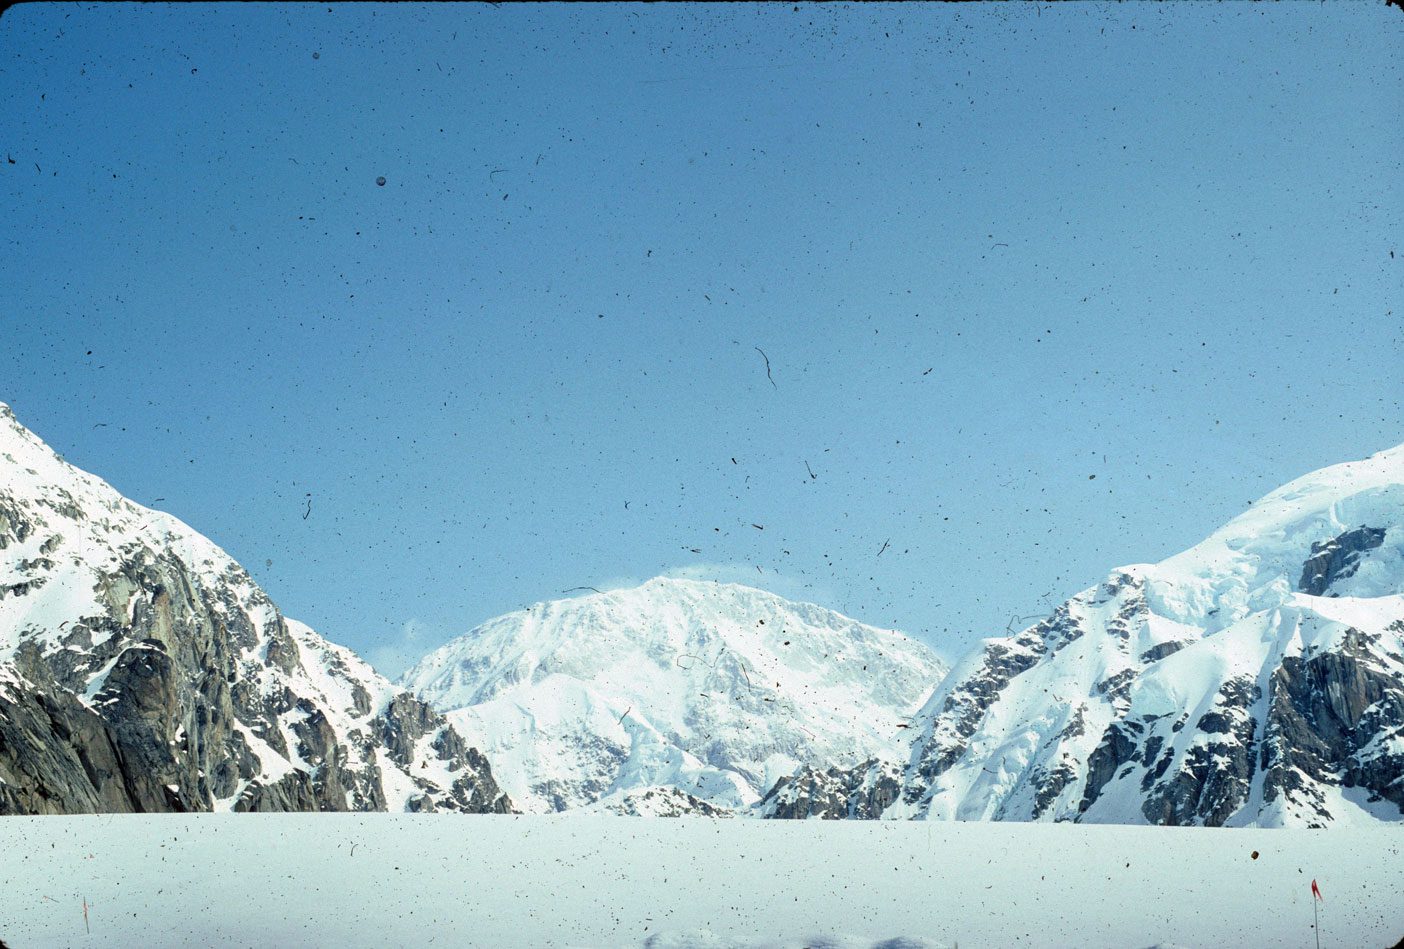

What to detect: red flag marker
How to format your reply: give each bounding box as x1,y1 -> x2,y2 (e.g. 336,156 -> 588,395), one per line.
1311,879 -> 1323,949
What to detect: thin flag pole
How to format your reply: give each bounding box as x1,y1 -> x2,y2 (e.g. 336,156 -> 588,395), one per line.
1312,878 -> 1323,949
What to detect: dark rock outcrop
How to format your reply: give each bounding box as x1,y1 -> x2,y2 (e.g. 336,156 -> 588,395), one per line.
1299,526 -> 1388,596
760,758 -> 902,819
1261,628 -> 1403,825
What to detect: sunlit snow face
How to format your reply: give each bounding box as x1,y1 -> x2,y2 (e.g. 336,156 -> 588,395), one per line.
399,577 -> 947,814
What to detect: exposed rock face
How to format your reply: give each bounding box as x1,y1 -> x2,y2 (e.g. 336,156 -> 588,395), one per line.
1261,626 -> 1404,822
0,401 -> 512,815
758,758 -> 902,819
1137,675 -> 1262,827
1299,526 -> 1388,596
759,444 -> 1404,827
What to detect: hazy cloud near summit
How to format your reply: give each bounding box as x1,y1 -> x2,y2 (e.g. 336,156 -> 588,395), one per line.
364,618 -> 429,680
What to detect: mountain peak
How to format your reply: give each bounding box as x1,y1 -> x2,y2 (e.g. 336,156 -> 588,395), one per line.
0,401 -> 511,815
1149,442 -> 1404,629
803,443 -> 1404,827
401,578 -> 947,814
558,574 -> 846,612
0,400 -> 47,459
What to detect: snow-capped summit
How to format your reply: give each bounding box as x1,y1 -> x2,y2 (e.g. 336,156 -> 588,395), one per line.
401,576 -> 948,814
778,442 -> 1404,827
1148,442 -> 1404,624
0,401 -> 510,815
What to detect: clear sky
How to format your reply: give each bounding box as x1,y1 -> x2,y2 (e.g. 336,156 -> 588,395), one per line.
3,3 -> 1400,676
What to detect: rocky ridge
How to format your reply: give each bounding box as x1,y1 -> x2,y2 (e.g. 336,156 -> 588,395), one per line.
0,402 -> 512,815
763,445 -> 1404,827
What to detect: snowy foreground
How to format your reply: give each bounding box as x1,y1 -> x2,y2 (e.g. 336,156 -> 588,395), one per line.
0,816 -> 1401,948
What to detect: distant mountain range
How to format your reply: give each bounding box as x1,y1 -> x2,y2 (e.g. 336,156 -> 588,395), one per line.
2,400 -> 1400,825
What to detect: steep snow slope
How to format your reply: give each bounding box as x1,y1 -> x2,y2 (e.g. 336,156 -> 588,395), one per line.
775,444 -> 1404,826
0,401 -> 511,814
401,578 -> 947,813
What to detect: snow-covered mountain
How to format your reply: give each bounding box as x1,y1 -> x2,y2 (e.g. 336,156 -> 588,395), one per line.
9,390 -> 1399,828
400,578 -> 948,814
771,443 -> 1404,827
0,402 -> 511,815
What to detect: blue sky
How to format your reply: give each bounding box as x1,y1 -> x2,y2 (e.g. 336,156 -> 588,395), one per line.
3,3 -> 1400,675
